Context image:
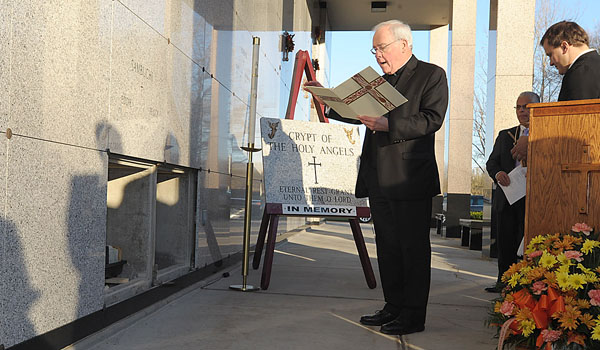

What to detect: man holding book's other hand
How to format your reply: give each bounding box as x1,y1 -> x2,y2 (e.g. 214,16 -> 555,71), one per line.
305,20 -> 448,336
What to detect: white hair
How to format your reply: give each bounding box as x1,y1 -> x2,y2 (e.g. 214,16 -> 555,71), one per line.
519,91 -> 540,103
372,20 -> 413,49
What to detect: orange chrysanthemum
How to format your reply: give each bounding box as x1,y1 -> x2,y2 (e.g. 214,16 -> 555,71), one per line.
577,298 -> 592,310
526,267 -> 547,281
580,313 -> 595,329
503,261 -> 530,280
568,331 -> 586,346
558,305 -> 582,330
564,296 -> 577,307
494,301 -> 502,313
516,307 -> 534,323
544,271 -> 558,286
554,235 -> 583,251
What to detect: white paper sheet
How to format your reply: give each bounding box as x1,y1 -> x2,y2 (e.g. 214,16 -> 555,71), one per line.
498,164 -> 527,205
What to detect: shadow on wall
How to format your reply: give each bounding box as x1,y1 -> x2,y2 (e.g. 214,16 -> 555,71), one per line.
1,216 -> 51,348
66,123 -> 116,321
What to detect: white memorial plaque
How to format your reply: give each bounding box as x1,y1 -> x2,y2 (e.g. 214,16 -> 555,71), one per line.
260,118 -> 369,217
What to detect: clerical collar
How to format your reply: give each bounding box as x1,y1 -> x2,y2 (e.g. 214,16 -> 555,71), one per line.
385,65 -> 406,86
569,48 -> 596,70
387,60 -> 409,77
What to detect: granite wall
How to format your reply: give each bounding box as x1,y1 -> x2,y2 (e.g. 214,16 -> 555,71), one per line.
0,0 -> 326,347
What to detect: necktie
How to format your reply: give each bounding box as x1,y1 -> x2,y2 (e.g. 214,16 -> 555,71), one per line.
515,128 -> 529,167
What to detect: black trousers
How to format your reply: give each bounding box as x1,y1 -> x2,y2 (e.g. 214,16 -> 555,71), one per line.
495,197 -> 525,284
366,167 -> 432,324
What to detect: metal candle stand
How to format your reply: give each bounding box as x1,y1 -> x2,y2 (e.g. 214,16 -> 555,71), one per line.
230,37 -> 261,292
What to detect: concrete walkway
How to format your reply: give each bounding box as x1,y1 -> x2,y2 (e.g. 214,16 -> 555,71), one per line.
68,221 -> 500,350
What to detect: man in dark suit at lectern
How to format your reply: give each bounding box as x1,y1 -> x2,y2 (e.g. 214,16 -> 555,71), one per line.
542,21 -> 600,102
305,20 -> 448,336
512,21 -> 600,163
485,92 -> 540,293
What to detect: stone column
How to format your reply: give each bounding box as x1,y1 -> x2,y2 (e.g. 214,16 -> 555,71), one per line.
446,0 -> 477,237
484,0 -> 535,257
429,24 -> 449,218
488,0 -> 535,138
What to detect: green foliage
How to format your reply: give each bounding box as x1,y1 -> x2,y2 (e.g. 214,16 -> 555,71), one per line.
470,211 -> 483,220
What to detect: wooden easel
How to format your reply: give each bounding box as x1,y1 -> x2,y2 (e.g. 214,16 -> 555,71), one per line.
251,50 -> 376,290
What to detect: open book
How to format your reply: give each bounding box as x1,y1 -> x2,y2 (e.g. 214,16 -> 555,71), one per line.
305,66 -> 407,119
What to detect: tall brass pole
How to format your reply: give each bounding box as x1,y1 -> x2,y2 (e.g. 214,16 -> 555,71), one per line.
230,37 -> 261,292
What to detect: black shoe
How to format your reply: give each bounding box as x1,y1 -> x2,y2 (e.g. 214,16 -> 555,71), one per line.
484,285 -> 501,293
359,310 -> 397,326
380,318 -> 425,335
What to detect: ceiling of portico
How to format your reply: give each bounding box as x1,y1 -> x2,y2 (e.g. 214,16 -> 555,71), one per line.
320,0 -> 452,31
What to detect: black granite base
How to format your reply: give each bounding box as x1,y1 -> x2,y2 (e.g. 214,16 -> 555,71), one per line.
431,195 -> 443,227
470,229 -> 482,250
444,193 -> 470,238
461,226 -> 470,246
482,188 -> 498,258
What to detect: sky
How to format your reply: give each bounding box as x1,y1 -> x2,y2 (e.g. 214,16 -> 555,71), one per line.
329,0 -> 600,87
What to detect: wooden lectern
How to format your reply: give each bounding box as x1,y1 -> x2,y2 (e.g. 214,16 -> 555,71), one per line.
525,99 -> 600,245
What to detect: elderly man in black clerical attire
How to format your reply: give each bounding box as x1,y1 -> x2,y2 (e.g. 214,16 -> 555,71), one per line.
306,20 -> 448,335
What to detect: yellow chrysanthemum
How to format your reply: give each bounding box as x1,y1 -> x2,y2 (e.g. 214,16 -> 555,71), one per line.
557,253 -> 572,266
582,239 -> 600,254
520,266 -> 532,275
529,235 -> 546,246
540,251 -> 558,268
557,264 -> 571,274
508,273 -> 522,288
557,271 -> 570,290
568,273 -> 587,290
519,319 -> 536,337
586,274 -> 599,283
519,276 -> 530,285
593,316 -> 600,341
592,324 -> 600,341
578,263 -> 592,274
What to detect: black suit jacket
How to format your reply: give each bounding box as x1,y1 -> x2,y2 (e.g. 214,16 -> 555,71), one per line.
328,55 -> 448,200
486,126 -> 523,211
558,50 -> 600,101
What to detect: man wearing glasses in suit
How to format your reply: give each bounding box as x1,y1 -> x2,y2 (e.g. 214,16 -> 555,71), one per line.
485,91 -> 540,293
305,20 -> 448,335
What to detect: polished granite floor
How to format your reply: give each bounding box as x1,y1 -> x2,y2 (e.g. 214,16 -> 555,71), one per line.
69,220 -> 499,350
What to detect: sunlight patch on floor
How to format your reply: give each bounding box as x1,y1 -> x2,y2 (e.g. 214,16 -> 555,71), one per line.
274,249 -> 316,261
329,312 -> 429,350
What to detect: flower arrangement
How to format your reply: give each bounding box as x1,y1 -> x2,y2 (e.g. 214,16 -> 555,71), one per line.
488,223 -> 600,350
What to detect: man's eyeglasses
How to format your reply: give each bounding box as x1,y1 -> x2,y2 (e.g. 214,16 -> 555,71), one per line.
371,39 -> 400,55
514,104 -> 530,110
